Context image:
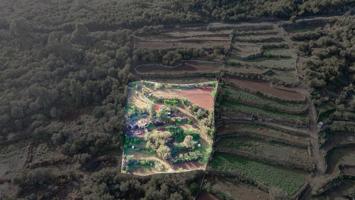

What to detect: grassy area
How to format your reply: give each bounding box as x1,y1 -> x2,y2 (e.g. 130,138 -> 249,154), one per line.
222,101 -> 309,124
210,153 -> 306,195
228,57 -> 296,70
264,48 -> 295,58
234,35 -> 284,43
219,123 -> 308,144
216,136 -> 309,160
222,123 -> 287,135
217,138 -> 257,151
224,86 -> 306,111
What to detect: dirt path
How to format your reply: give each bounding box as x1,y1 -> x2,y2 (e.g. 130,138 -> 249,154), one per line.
133,154 -> 174,172
293,76 -> 327,175
278,22 -> 327,175
177,107 -> 212,144
302,104 -> 326,174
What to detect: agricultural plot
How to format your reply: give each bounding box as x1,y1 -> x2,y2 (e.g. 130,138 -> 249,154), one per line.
218,123 -> 310,149
226,78 -> 306,102
221,84 -> 310,127
134,26 -> 233,50
225,23 -> 299,85
133,25 -> 233,76
223,85 -> 308,113
215,136 -> 312,170
134,60 -> 223,76
201,176 -> 268,200
129,21 -> 321,197
210,152 -> 307,196
282,17 -> 335,33
121,80 -> 218,175
212,72 -> 314,195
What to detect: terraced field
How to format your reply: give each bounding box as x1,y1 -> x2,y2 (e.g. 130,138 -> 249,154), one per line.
220,84 -> 310,127
130,20 -> 348,199
134,26 -> 233,50
283,16 -> 355,199
210,153 -> 307,196
225,23 -> 299,85
199,176 -> 269,200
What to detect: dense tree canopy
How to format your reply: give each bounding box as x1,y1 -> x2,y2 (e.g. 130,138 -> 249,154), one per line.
0,0 -> 354,199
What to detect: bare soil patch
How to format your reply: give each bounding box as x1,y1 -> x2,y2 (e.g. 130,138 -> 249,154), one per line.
173,161 -> 205,170
227,78 -> 305,101
153,87 -> 214,111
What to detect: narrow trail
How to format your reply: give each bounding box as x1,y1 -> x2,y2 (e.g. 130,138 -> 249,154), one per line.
308,95 -> 327,174
176,107 -> 213,144
272,24 -> 332,199
133,154 -> 174,172
277,22 -> 327,175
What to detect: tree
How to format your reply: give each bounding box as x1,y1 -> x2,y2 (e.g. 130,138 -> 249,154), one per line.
162,51 -> 183,66
157,145 -> 171,160
71,23 -> 89,44
182,135 -> 195,149
9,17 -> 31,37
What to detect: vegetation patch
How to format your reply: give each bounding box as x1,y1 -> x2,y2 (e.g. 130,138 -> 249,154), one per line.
210,153 -> 306,196
215,136 -> 312,170
222,101 -> 309,126
222,85 -> 308,114
121,80 -> 218,175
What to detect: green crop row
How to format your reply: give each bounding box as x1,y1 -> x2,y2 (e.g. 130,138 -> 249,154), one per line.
223,86 -> 306,112
210,153 -> 306,196
222,101 -> 309,124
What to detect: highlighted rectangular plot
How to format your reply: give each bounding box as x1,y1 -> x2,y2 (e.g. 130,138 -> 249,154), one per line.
121,80 -> 218,175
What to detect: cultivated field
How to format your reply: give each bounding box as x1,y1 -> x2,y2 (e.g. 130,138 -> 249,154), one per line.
198,176 -> 269,200
224,22 -> 300,85
127,20 -> 343,198
210,153 -> 307,196
134,26 -> 232,50
121,80 -> 218,175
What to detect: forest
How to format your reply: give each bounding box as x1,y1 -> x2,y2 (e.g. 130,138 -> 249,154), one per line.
0,0 -> 354,199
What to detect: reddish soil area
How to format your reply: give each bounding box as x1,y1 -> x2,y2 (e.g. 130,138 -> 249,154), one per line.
177,88 -> 214,111
228,78 -> 305,101
153,104 -> 163,111
173,161 -> 205,170
153,87 -> 214,111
